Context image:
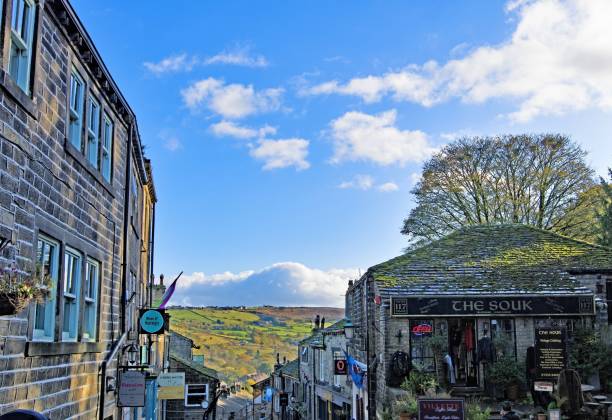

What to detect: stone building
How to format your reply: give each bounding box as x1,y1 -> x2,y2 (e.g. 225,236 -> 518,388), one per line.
166,331 -> 219,420
345,224 -> 612,418
299,319 -> 352,420
271,357 -> 299,419
0,0 -> 160,418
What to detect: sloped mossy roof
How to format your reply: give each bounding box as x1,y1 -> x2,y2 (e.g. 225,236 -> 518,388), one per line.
170,353 -> 219,380
369,224 -> 612,295
299,319 -> 347,345
275,359 -> 300,378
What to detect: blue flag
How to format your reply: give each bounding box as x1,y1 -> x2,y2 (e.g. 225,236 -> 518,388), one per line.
345,351 -> 367,389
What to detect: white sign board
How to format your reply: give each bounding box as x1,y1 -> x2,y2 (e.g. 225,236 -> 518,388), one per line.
534,381 -> 554,392
118,370 -> 146,407
158,372 -> 185,400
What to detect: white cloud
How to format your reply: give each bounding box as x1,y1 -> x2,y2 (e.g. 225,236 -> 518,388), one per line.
338,175 -> 399,192
159,131 -> 183,152
409,172 -> 422,186
210,121 -> 277,139
338,175 -> 374,190
170,263 -> 359,307
144,47 -> 268,75
304,0 -> 612,122
377,182 -> 399,192
181,78 -> 283,119
204,48 -> 269,68
329,109 -> 435,165
249,138 -> 310,171
144,54 -> 197,75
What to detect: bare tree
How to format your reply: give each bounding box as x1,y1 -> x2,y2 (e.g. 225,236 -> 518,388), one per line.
402,134 -> 596,243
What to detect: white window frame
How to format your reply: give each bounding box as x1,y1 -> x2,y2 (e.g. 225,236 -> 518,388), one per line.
62,248 -> 82,342
86,95 -> 100,168
301,346 -> 308,363
8,0 -> 35,93
82,258 -> 99,342
185,384 -> 209,407
69,70 -> 85,150
319,349 -> 325,383
33,235 -> 59,341
126,271 -> 136,331
101,113 -> 113,182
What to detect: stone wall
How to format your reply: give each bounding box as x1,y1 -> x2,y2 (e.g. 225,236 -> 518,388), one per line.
0,1 -> 153,418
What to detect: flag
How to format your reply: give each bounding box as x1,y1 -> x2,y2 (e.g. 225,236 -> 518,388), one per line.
158,272 -> 182,309
345,351 -> 367,389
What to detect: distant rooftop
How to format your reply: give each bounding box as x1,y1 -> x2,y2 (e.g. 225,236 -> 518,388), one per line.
368,224 -> 612,296
170,353 -> 218,380
275,359 -> 299,379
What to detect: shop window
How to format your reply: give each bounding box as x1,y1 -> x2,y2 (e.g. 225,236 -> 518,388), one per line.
490,319 -> 516,357
33,235 -> 59,341
62,249 -> 82,341
409,319 -> 434,371
185,384 -> 208,407
8,0 -> 36,94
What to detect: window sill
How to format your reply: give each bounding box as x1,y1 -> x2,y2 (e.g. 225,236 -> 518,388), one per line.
64,139 -> 116,198
0,69 -> 38,119
26,340 -> 106,356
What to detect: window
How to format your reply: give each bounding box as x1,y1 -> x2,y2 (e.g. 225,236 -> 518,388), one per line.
126,271 -> 136,331
318,349 -> 325,383
490,318 -> 516,357
87,95 -> 100,168
62,249 -> 82,341
8,0 -> 35,93
409,319 -> 434,371
185,384 -> 208,407
131,171 -> 139,223
33,236 -> 59,341
101,114 -> 113,182
69,70 -> 85,150
82,258 -> 99,341
301,346 -> 308,363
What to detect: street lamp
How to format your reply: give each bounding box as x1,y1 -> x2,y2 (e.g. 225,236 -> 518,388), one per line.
343,320 -> 354,340
124,343 -> 139,365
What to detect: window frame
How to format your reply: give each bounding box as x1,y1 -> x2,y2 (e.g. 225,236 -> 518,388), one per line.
32,234 -> 60,342
8,0 -> 36,94
409,319 -> 435,372
68,68 -> 86,151
184,384 -> 209,408
101,113 -> 113,182
61,247 -> 82,342
82,257 -> 100,342
86,94 -> 101,168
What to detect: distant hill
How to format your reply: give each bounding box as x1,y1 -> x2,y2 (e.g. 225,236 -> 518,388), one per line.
168,306 -> 344,384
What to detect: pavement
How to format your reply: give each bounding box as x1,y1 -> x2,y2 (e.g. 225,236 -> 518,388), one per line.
216,391 -> 254,420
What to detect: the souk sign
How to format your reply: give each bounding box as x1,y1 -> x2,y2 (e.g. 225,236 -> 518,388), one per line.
391,295 -> 595,317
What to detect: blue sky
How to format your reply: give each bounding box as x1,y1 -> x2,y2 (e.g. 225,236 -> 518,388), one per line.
72,0 -> 612,306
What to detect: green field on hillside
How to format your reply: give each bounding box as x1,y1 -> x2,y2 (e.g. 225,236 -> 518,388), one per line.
168,306 -> 343,384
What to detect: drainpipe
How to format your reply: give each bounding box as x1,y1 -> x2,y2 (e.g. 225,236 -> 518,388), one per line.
121,120 -> 134,335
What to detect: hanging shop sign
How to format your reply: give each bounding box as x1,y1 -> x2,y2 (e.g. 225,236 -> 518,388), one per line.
279,392 -> 289,407
334,359 -> 347,375
391,295 -> 595,317
118,370 -> 146,407
157,372 -> 185,400
418,398 -> 465,420
139,309 -> 167,334
535,327 -> 567,382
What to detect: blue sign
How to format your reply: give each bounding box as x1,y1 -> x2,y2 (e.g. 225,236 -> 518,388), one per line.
139,309 -> 166,334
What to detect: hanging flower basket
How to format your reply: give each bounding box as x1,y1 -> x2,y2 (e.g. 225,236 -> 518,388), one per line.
0,264 -> 51,316
0,292 -> 30,316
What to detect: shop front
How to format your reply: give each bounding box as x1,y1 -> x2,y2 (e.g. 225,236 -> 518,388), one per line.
392,294 -> 596,389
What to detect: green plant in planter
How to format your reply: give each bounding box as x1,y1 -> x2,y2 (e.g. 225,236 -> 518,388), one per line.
487,355 -> 524,396
401,369 -> 438,396
465,402 -> 490,420
569,328 -> 609,382
393,395 -> 418,419
426,334 -> 448,387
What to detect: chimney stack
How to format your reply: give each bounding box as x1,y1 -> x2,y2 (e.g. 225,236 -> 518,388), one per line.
321,317 -> 325,329
314,314 -> 320,330
159,274 -> 164,286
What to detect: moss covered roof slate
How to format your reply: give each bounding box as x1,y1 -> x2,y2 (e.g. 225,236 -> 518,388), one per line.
170,353 -> 219,380
369,224 -> 612,295
275,359 -> 300,378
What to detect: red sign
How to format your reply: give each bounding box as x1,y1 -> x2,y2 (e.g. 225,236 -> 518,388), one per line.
334,359 -> 348,375
412,324 -> 433,335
